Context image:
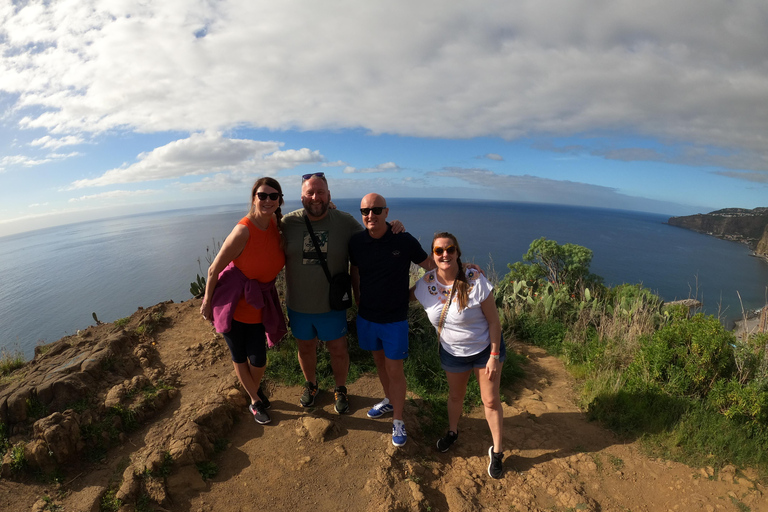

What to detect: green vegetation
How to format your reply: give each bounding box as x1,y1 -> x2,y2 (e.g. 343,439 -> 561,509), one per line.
196,460 -> 219,480
0,347 -> 25,376
100,488 -> 122,512
114,317 -> 130,328
498,238 -> 768,475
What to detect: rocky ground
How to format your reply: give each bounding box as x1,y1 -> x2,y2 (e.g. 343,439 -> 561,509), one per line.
1,299 -> 766,512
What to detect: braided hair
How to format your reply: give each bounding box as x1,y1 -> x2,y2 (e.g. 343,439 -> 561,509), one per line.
250,177 -> 285,248
432,232 -> 469,311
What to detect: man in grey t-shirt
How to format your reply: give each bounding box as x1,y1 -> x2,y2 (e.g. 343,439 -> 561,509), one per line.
281,173 -> 363,413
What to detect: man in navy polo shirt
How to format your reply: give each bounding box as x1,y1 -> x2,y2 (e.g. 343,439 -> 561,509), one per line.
349,193 -> 432,447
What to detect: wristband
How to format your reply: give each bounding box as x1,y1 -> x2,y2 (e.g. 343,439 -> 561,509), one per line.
490,353 -> 500,360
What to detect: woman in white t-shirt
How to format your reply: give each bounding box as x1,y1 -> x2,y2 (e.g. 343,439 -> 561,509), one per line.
412,232 -> 506,479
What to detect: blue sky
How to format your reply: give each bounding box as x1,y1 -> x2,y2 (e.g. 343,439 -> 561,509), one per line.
1,0 -> 767,237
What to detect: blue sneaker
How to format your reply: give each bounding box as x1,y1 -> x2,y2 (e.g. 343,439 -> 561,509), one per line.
392,420 -> 407,447
367,399 -> 394,418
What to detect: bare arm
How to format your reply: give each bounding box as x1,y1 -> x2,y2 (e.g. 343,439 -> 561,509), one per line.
200,224 -> 250,322
480,293 -> 503,380
418,256 -> 436,271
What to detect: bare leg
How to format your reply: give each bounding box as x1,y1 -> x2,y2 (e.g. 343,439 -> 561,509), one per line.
297,338 -> 318,384
475,364 -> 504,450
385,358 -> 407,421
233,361 -> 265,404
372,350 -> 390,398
325,336 -> 349,387
445,370 -> 472,433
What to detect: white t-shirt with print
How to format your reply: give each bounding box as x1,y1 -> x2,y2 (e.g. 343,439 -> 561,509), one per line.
414,268 -> 494,357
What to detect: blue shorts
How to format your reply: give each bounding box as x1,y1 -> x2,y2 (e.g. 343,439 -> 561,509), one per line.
356,316 -> 409,360
440,341 -> 507,373
287,308 -> 348,342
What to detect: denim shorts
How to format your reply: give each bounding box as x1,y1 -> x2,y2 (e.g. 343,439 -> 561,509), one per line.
356,316 -> 409,360
440,341 -> 507,373
287,308 -> 348,341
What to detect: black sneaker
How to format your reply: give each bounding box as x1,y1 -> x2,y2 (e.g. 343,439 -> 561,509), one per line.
436,430 -> 458,452
257,387 -> 270,409
334,386 -> 349,414
249,401 -> 271,425
300,381 -> 318,408
488,446 -> 503,479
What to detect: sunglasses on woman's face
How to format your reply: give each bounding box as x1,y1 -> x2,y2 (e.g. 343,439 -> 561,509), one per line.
256,192 -> 281,201
360,207 -> 385,216
433,245 -> 456,256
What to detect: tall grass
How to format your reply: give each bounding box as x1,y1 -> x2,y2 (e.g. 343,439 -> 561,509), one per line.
0,347 -> 25,376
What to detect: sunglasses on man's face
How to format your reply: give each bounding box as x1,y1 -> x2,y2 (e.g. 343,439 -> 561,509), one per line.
256,192 -> 281,201
302,172 -> 325,181
433,245 -> 457,256
360,207 -> 386,216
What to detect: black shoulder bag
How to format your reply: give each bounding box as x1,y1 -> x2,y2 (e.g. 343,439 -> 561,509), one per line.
304,214 -> 353,310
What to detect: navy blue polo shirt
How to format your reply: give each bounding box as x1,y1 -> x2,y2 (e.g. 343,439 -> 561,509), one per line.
349,225 -> 428,324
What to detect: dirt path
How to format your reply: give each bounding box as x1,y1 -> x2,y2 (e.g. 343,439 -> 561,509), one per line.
2,300 -> 766,512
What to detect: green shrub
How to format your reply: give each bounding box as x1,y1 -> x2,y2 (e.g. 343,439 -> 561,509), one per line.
625,314 -> 735,397
587,387 -> 689,437
196,461 -> 218,480
10,442 -> 28,473
708,379 -> 768,432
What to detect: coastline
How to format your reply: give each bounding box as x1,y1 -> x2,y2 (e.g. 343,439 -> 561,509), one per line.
732,306 -> 767,339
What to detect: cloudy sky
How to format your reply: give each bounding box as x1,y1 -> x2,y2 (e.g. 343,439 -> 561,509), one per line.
1,0 -> 767,237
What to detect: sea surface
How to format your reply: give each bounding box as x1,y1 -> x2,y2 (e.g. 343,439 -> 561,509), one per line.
2,198 -> 767,359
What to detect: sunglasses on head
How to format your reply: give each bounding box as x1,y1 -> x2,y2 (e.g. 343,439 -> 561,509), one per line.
360,207 -> 386,216
433,245 -> 457,256
256,192 -> 282,201
302,172 -> 325,181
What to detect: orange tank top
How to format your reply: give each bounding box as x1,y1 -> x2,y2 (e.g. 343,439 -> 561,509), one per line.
232,216 -> 286,324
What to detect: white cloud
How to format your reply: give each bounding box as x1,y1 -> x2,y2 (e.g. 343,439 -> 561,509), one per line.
1,154 -> 52,168
68,189 -> 159,202
343,162 -> 400,174
322,160 -> 347,167
30,135 -> 85,149
1,1 -> 767,170
68,132 -> 323,189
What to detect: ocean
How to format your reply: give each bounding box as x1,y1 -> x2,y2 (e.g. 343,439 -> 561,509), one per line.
2,198 -> 767,359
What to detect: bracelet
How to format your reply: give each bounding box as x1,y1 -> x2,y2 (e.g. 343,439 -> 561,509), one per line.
490,353 -> 500,360
490,352 -> 500,356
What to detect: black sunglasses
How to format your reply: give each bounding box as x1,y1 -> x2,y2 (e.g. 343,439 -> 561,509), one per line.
302,172 -> 325,181
433,245 -> 456,256
360,207 -> 386,216
256,192 -> 282,201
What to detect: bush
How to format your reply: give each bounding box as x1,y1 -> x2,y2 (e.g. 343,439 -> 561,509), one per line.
625,314 -> 735,397
708,379 -> 768,432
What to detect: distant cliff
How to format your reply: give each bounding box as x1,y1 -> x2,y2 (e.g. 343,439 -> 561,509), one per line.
668,207 -> 768,257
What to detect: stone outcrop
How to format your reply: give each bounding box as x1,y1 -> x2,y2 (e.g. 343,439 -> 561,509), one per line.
756,223 -> 768,258
668,207 -> 768,250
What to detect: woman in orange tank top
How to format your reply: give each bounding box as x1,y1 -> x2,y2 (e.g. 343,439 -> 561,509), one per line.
200,177 -> 286,425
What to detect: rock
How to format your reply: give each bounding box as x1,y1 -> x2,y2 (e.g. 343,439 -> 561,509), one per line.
144,476 -> 169,506
6,388 -> 31,423
104,383 -> 127,408
116,468 -> 140,502
444,486 -> 476,512
298,416 -> 334,442
167,465 -> 208,499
